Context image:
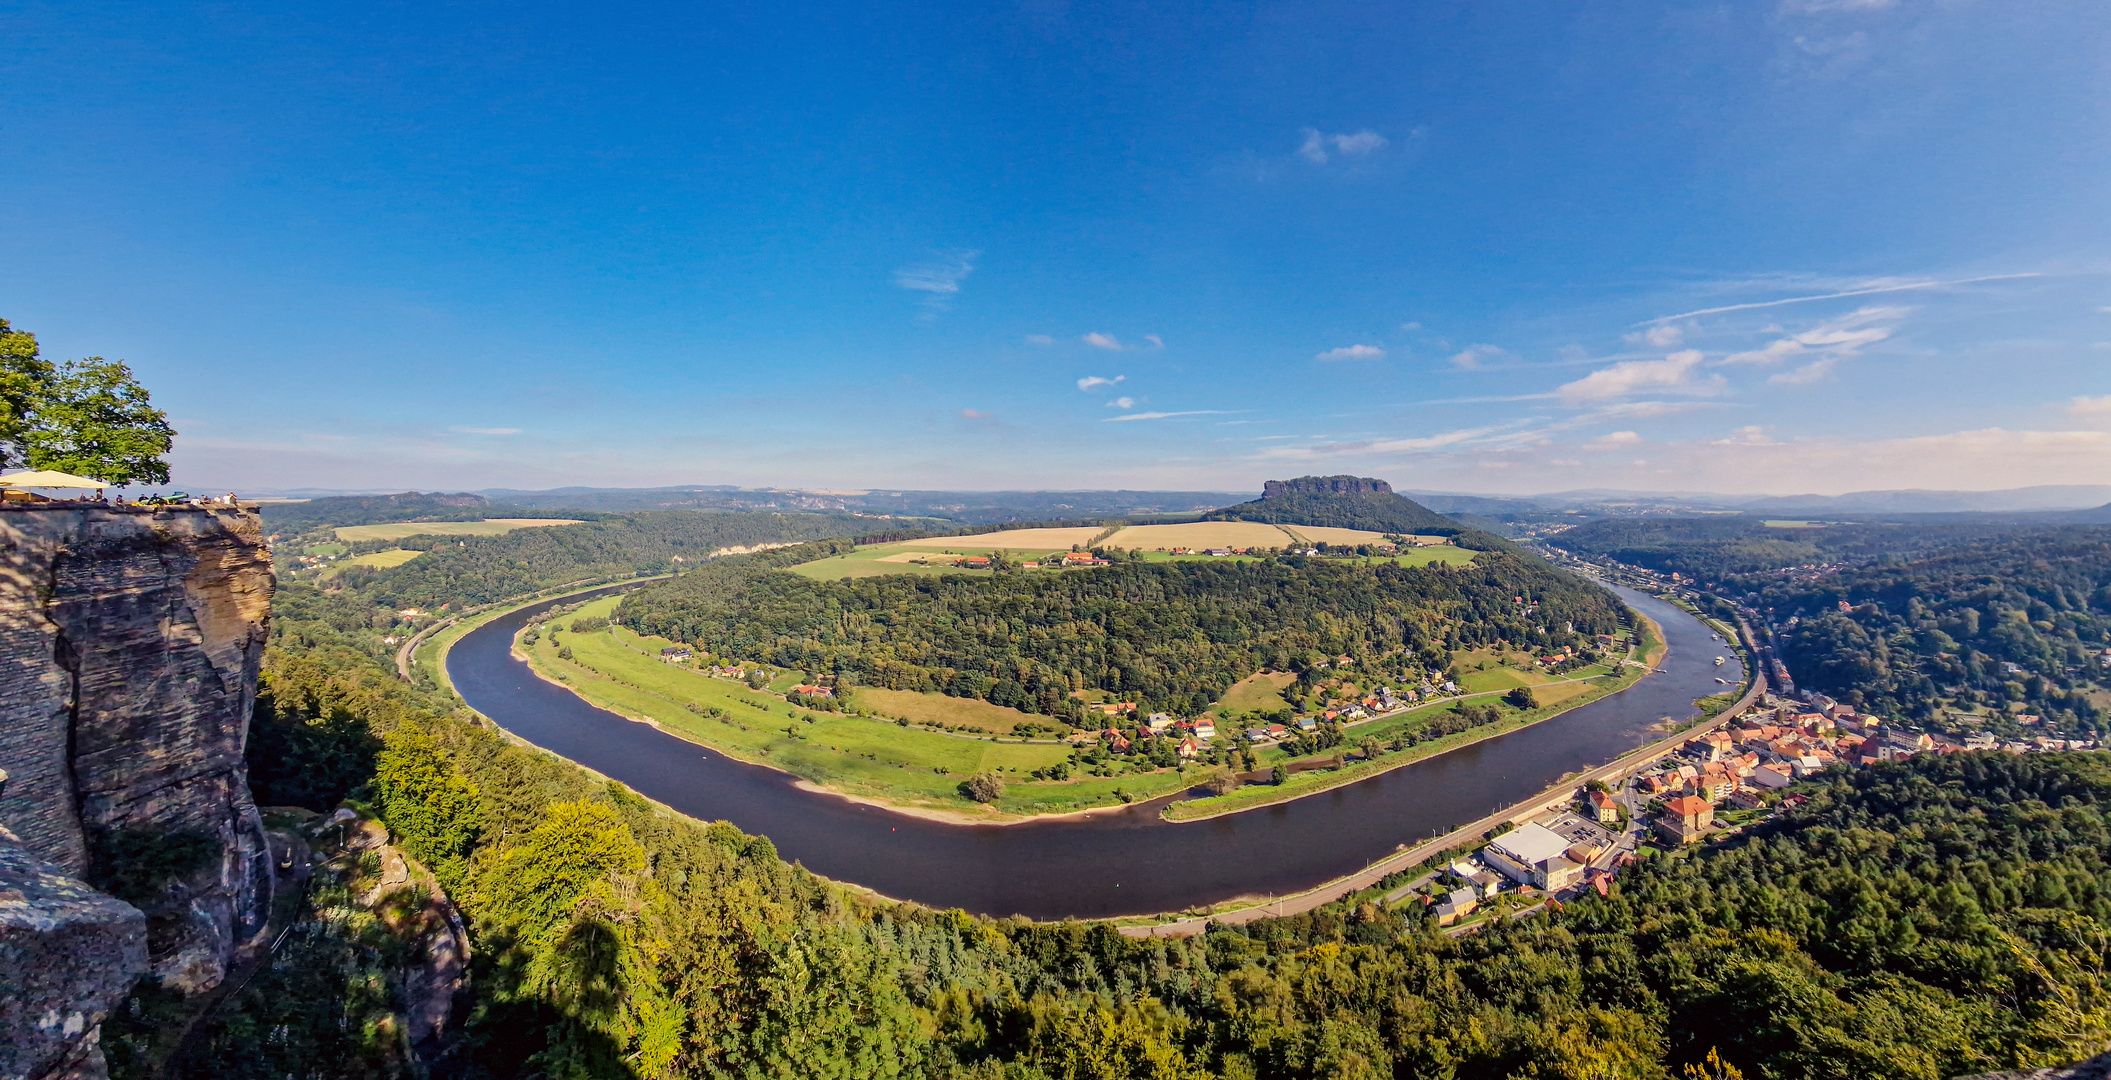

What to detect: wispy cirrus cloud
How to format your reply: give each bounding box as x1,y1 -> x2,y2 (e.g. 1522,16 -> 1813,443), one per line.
1077,375 -> 1125,392
1298,128 -> 1389,164
1024,334 -> 1056,346
1316,344 -> 1385,361
1104,410 -> 1233,423
2069,395 -> 2111,417
1640,273 -> 2038,324
1557,350 -> 1723,405
1081,332 -> 1163,351
893,250 -> 979,317
1107,397 -> 1135,409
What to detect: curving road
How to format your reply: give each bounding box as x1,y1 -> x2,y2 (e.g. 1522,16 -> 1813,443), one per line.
449,584 -> 1738,919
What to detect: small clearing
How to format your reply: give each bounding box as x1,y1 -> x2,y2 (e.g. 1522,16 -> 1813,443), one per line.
852,687 -> 1056,734
323,548 -> 423,579
1269,525 -> 1399,546
1214,672 -> 1297,715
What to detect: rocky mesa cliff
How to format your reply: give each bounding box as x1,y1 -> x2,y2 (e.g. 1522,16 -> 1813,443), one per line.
0,503 -> 274,1080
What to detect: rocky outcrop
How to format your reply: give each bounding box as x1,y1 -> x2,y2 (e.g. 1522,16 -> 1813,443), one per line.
0,816 -> 148,1080
1261,475 -> 1395,497
0,504 -> 274,1077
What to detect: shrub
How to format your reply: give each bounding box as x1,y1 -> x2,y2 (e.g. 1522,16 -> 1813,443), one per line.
959,772 -> 1005,803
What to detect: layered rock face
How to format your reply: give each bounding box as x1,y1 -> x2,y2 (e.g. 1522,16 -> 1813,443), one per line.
0,504 -> 274,1078
1261,475 -> 1393,497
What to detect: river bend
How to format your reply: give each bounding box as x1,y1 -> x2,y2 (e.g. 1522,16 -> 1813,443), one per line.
449,584 -> 1737,918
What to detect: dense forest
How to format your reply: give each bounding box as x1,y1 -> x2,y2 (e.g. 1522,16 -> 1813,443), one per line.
260,491 -> 603,531
614,544 -> 1622,716
1550,519 -> 2111,732
151,590 -> 2111,1080
1204,476 -> 1462,535
332,512 -> 905,610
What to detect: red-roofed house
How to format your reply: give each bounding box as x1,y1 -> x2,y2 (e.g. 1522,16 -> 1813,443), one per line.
1655,795 -> 1715,845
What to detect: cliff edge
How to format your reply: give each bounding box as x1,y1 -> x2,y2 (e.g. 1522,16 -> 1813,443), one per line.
0,503 -> 274,1079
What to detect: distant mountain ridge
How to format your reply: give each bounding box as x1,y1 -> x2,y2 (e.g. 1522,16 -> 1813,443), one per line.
1206,475 -> 1461,534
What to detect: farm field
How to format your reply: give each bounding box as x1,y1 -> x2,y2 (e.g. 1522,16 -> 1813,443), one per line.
1383,545 -> 1479,568
1269,525 -> 1398,546
899,526 -> 1107,549
335,517 -> 584,542
785,542 -> 1029,579
323,548 -> 422,578
525,596 -> 1202,817
1100,521 -> 1297,550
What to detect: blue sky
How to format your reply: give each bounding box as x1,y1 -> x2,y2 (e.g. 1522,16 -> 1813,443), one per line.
4,0 -> 2109,495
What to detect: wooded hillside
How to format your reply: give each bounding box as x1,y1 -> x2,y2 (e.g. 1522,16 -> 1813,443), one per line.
615,545 -> 1623,716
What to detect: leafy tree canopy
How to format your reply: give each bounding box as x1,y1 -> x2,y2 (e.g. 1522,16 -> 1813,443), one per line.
0,317 -> 174,485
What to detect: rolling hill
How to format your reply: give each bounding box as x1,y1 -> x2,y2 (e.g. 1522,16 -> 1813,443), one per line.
1204,475 -> 1463,534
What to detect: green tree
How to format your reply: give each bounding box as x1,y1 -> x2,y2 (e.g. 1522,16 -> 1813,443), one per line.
1506,686 -> 1538,709
0,319 -> 174,484
372,725 -> 482,866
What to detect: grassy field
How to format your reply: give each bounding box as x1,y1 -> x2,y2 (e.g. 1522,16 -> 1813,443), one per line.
1214,671 -> 1296,715
1269,525 -> 1399,546
529,596 -> 1200,817
335,518 -> 584,542
900,527 -> 1107,549
849,686 -> 1054,734
1100,521 -> 1297,550
323,548 -> 422,579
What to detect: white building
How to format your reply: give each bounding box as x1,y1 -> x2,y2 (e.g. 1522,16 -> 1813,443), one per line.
1482,822 -> 1586,891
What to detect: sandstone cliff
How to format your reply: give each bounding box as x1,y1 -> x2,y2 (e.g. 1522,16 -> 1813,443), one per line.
0,504 -> 274,1079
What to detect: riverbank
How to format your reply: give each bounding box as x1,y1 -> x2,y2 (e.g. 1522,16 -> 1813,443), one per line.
1160,608 -> 1667,822
510,595 -> 1206,821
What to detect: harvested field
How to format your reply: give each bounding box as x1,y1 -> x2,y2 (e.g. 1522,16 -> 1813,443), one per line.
899,527 -> 1106,550
1275,525 -> 1407,546
1100,521 -> 1297,551
335,518 -> 584,541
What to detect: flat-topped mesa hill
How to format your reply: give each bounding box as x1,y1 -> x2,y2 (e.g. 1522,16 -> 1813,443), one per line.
1204,475 -> 1462,535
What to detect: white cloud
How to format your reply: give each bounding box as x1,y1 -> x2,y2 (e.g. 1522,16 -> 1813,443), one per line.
1076,375 -> 1126,392
1298,128 -> 1388,164
1083,332 -> 1124,350
958,408 -> 994,420
1316,344 -> 1385,362
1586,430 -> 1644,450
1770,357 -> 1839,386
893,251 -> 979,315
1104,410 -> 1232,423
1144,334 -> 1165,349
1723,306 -> 1905,367
2070,395 -> 2111,417
1401,321 -> 1422,331
1557,350 -> 1721,405
1623,325 -> 1684,348
1025,334 -> 1056,346
1108,397 -> 1135,409
1712,425 -> 1779,446
1447,344 -> 1507,370
450,426 -> 522,436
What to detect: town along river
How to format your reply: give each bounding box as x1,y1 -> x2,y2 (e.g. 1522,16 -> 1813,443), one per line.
449,584 -> 1740,919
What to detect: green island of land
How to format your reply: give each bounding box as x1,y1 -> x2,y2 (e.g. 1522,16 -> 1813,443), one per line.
437,536 -> 1673,823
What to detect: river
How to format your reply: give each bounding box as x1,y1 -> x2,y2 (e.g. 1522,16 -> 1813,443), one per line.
448,583 -> 1739,919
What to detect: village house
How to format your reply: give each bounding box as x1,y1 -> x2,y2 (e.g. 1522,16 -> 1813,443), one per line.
1192,719 -> 1217,740
1434,887 -> 1479,926
1587,788 -> 1620,824
660,645 -> 693,662
1655,795 -> 1714,846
